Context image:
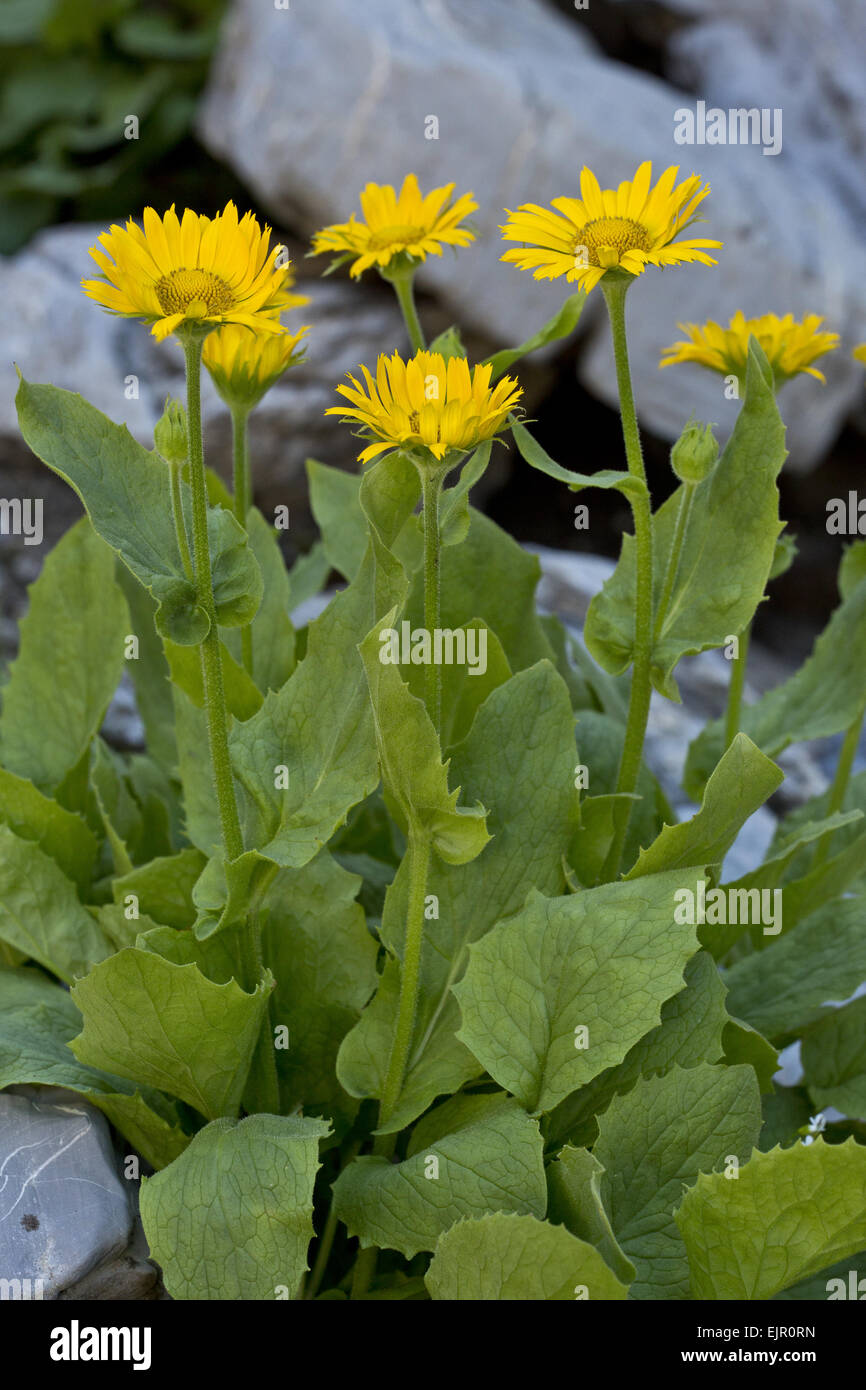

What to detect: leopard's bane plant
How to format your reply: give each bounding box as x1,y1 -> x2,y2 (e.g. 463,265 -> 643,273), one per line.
4,173 -> 866,1307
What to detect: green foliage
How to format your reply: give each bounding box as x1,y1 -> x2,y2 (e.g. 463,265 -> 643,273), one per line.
5,247 -> 863,1307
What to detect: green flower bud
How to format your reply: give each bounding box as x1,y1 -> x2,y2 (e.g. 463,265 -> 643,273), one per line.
154,397 -> 188,467
670,420 -> 718,484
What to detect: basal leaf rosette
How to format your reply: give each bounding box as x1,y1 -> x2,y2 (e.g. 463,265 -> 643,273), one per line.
500,161 -> 722,294
311,173 -> 477,279
82,202 -> 292,342
661,311 -> 840,390
326,350 -> 522,469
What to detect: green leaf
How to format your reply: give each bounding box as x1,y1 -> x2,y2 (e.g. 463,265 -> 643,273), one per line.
140,1113 -> 329,1300
767,774 -> 866,890
333,1095 -> 546,1259
625,734 -> 782,879
229,539 -> 406,867
428,324 -> 467,362
115,563 -> 177,773
337,661 -> 579,1130
14,378 -> 261,644
723,895 -> 866,1041
587,341 -> 784,700
483,292 -> 586,380
0,965 -> 188,1169
287,540 -> 331,612
308,453 -> 421,586
404,507 -> 556,676
70,946 -> 271,1119
839,539 -> 866,600
358,612 -> 490,863
260,852 -> 377,1125
439,443 -> 491,548
239,508 -> 295,691
722,1017 -> 779,1094
676,1138 -> 866,1299
111,847 -> 206,929
0,517 -> 127,791
546,1146 -> 636,1286
0,765 -> 97,892
165,636 -> 262,721
570,709 -> 667,878
685,574 -> 866,797
801,996 -> 866,1117
546,950 -> 729,1150
425,1212 -> 629,1300
511,417 -> 648,500
453,869 -> 701,1114
0,826 -> 111,983
594,1064 -> 762,1298
307,459 -> 366,581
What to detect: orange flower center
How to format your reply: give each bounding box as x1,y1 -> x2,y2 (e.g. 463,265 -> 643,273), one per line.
156,268 -> 234,318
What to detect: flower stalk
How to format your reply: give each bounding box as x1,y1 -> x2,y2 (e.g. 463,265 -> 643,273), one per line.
599,276 -> 654,882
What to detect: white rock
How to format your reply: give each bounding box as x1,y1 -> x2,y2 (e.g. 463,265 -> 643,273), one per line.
199,0 -> 866,466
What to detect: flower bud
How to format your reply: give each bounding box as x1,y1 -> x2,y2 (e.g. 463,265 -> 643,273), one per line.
670,420 -> 718,484
154,397 -> 188,467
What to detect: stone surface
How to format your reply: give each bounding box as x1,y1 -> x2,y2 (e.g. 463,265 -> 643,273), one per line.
0,1086 -> 132,1299
198,0 -> 866,467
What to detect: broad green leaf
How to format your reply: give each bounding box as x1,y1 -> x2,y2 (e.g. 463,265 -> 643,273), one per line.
839,539 -> 866,599
287,540 -> 331,611
404,507 -> 555,676
112,847 -> 206,929
15,378 -> 261,643
0,965 -> 188,1168
570,709 -> 667,879
71,946 -> 270,1119
723,895 -> 866,1041
172,685 -> 220,853
587,341 -> 784,700
428,324 -> 466,361
307,458 -> 366,581
546,1146 -> 635,1286
358,613 -> 490,863
97,903 -> 164,952
425,620 -> 512,750
0,826 -> 111,983
773,1251 -> 866,1301
333,1095 -> 546,1259
115,563 -> 177,773
685,576 -> 866,797
483,292 -> 586,380
337,661 -> 578,1130
546,950 -> 729,1150
0,517 -> 127,791
260,852 -> 377,1125
425,1212 -> 629,1300
767,772 -> 866,889
774,827 -> 866,933
190,848 -> 274,942
511,417 -> 648,501
454,869 -> 701,1114
229,539 -> 406,867
308,452 -> 420,584
238,507 -> 295,692
140,1113 -> 329,1299
676,1138 -> 866,1299
759,1083 -> 813,1152
722,1017 -> 779,1094
0,764 -> 96,892
594,1064 -> 762,1298
801,996 -> 866,1117
439,444 -> 491,547
165,637 -> 262,720
625,734 -> 782,879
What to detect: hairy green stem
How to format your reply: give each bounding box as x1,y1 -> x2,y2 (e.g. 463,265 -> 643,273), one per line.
723,623 -> 751,750
421,470 -> 444,735
599,278 -> 654,882
653,481 -> 695,643
392,271 -> 426,353
812,704 -> 865,870
169,462 -> 194,581
231,406 -> 254,675
182,335 -> 244,863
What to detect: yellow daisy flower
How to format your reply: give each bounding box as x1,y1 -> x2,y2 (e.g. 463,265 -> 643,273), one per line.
82,202 -> 290,342
327,350 -> 522,465
660,312 -> 840,385
500,161 -> 721,292
203,322 -> 309,410
853,344 -> 866,366
311,174 -> 477,278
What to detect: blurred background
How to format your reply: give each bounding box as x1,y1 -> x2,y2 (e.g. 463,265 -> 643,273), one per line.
2,0 -> 866,677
